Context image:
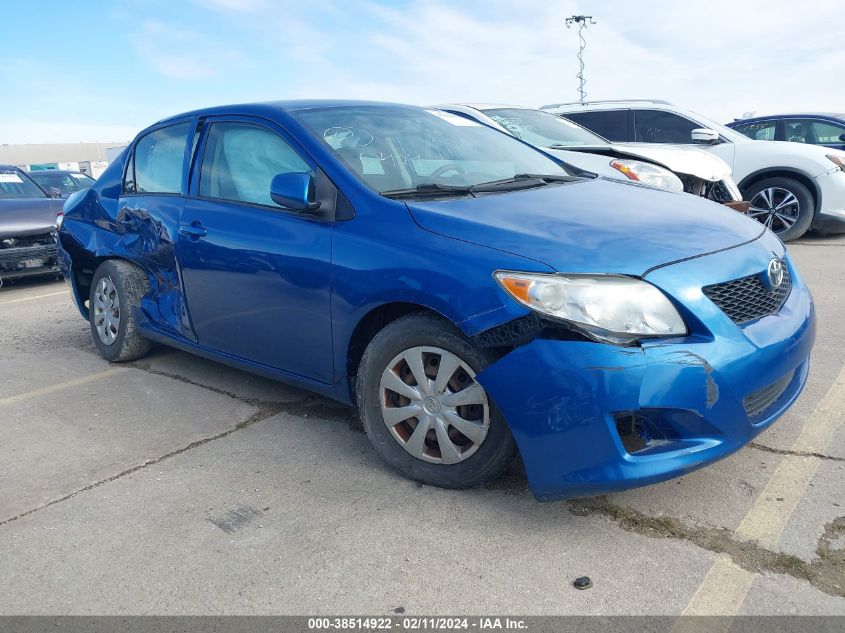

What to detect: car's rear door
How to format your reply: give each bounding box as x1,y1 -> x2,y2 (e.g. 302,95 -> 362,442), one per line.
176,115 -> 334,384
118,118 -> 195,338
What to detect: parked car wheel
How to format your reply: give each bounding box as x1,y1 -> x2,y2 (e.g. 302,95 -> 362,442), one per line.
743,177 -> 814,241
88,260 -> 151,362
357,313 -> 518,489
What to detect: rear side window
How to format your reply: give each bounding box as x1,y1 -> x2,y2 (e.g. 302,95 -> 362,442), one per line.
199,122 -> 310,207
130,122 -> 191,194
634,110 -> 699,143
563,110 -> 628,142
733,120 -> 776,141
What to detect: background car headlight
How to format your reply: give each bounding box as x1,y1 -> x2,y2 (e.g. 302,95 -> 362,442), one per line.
495,271 -> 688,344
610,159 -> 685,193
826,155 -> 845,172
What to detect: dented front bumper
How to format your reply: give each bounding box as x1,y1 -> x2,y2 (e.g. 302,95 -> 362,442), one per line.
476,257 -> 815,501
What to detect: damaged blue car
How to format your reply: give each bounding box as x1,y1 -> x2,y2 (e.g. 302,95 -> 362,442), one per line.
57,101 -> 815,500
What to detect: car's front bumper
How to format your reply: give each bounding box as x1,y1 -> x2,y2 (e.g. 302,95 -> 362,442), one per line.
476,239 -> 815,501
0,242 -> 60,281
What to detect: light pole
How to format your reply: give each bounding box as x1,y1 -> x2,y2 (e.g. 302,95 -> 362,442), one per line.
565,15 -> 597,105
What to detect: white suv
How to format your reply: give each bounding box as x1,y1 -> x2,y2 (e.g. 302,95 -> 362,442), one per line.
542,100 -> 845,241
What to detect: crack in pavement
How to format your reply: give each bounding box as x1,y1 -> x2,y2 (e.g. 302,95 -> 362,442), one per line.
749,441 -> 845,463
0,360 -> 357,528
127,361 -> 358,424
567,496 -> 845,598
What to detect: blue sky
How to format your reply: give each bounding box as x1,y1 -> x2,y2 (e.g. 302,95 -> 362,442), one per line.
1,0 -> 843,143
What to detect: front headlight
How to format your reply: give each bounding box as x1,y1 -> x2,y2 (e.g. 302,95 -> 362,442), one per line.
826,155 -> 845,172
495,271 -> 688,344
610,159 -> 685,193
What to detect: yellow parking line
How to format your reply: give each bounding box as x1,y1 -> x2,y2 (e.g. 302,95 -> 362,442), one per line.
681,554 -> 756,617
680,363 -> 845,614
0,290 -> 68,305
0,368 -> 128,407
735,455 -> 820,548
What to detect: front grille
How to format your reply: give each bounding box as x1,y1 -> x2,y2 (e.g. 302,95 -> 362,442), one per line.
743,370 -> 795,417
702,267 -> 791,324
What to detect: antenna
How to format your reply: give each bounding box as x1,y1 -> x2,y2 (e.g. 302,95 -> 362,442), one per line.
565,15 -> 597,105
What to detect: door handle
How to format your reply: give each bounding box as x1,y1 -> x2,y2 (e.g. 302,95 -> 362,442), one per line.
178,221 -> 208,239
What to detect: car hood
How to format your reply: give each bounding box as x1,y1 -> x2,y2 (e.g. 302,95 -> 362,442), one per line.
406,177 -> 766,276
0,198 -> 62,239
607,143 -> 732,181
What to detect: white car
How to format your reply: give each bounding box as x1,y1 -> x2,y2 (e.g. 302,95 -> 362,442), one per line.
436,104 -> 741,206
542,100 -> 845,241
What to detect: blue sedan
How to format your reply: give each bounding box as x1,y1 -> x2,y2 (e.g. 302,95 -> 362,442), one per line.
57,100 -> 815,500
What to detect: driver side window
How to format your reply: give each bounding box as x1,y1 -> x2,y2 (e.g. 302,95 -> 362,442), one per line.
199,122 -> 310,207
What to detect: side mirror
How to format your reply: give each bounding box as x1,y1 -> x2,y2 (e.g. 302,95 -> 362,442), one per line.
691,128 -> 720,144
270,172 -> 321,212
839,133 -> 845,142
48,187 -> 63,199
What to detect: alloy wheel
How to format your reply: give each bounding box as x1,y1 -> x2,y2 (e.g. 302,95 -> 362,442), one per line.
93,276 -> 120,345
379,346 -> 490,464
748,187 -> 800,233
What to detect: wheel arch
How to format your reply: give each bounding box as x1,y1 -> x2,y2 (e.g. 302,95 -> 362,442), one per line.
344,301 -> 458,401
738,168 -> 821,216
61,240 -> 148,320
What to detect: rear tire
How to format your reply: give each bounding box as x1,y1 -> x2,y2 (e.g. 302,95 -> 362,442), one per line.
88,260 -> 151,362
743,177 -> 814,241
357,313 -> 517,489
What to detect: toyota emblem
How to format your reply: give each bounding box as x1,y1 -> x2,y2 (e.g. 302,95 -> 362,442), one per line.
767,258 -> 785,289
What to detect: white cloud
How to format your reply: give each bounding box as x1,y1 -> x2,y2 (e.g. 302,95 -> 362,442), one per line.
133,20 -> 245,80
287,0 -> 845,121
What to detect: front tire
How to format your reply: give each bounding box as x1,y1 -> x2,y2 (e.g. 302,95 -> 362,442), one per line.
89,260 -> 151,362
744,177 -> 814,241
357,313 -> 517,489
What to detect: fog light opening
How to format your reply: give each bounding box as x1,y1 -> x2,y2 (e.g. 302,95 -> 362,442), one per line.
614,412 -> 650,454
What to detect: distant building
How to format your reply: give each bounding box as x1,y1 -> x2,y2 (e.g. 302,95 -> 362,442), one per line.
0,142 -> 128,172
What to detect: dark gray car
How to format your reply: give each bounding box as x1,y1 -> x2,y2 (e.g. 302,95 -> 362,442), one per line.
0,165 -> 63,284
28,169 -> 96,198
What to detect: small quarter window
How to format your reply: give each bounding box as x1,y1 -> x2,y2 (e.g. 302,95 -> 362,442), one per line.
132,122 -> 191,194
733,120 -> 776,141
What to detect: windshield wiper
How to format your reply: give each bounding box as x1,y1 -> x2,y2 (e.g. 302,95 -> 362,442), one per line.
380,183 -> 474,199
512,173 -> 580,182
380,174 -> 579,199
468,173 -> 580,192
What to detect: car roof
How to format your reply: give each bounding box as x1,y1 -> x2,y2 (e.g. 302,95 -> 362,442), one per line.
0,164 -> 23,171
155,99 -> 419,126
444,103 -> 533,111
728,113 -> 845,125
541,99 -> 673,110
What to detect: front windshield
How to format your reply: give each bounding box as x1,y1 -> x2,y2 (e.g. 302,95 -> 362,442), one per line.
483,108 -> 608,147
0,168 -> 48,199
294,105 -> 569,193
30,171 -> 95,194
